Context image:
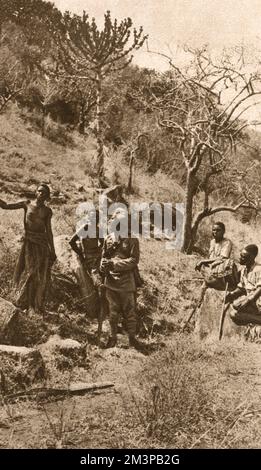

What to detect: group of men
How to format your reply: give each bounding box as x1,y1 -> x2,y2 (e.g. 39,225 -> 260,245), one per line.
0,184 -> 142,350
1,186 -> 261,348
196,222 -> 261,326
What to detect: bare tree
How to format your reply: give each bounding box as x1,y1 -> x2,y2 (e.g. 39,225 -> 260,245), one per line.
149,45 -> 261,252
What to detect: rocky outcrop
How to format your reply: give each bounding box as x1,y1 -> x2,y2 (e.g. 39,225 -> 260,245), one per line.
39,334 -> 88,370
195,288 -> 243,340
0,298 -> 21,343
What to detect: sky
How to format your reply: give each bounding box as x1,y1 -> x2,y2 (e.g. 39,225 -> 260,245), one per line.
52,0 -> 261,70
52,1 -> 261,121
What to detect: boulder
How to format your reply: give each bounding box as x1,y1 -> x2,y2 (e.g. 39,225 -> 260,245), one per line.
39,334 -> 87,370
0,298 -> 50,346
0,297 -> 21,343
195,288 -> 243,340
0,345 -> 46,393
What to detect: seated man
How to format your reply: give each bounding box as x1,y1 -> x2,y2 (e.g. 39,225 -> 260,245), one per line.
226,244 -> 261,326
196,222 -> 232,271
195,222 -> 236,290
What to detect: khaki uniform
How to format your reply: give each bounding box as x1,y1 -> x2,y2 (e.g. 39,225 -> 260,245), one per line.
102,233 -> 140,338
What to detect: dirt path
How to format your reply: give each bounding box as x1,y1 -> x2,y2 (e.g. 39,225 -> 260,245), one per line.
1,334 -> 261,449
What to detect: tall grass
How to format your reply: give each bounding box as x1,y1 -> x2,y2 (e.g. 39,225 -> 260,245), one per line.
122,339 -> 261,448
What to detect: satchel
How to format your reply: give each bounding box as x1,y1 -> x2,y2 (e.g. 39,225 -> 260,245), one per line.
201,259 -> 239,291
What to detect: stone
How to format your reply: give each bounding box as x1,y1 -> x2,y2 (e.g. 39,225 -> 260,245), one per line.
195,288 -> 243,340
0,345 -> 46,393
39,334 -> 87,370
0,297 -> 20,343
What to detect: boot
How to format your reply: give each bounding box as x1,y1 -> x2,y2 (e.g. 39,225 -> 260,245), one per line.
106,336 -> 117,348
129,335 -> 149,355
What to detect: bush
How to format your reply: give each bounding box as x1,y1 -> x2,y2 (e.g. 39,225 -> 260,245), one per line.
136,341 -> 215,447
0,243 -> 16,300
44,120 -> 75,148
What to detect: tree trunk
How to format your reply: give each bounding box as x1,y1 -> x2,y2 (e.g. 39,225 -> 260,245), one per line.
78,101 -> 85,135
181,170 -> 195,254
127,153 -> 135,193
95,71 -> 104,179
41,106 -> 46,137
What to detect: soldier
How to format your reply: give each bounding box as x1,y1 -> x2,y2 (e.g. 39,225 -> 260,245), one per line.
101,207 -> 142,350
0,184 -> 56,315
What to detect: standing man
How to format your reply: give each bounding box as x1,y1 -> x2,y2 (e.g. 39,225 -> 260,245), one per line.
101,208 -> 141,350
0,183 -> 56,315
226,244 -> 261,325
69,209 -> 106,338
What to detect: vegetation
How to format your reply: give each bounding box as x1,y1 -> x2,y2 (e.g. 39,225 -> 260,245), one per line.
1,0 -> 261,450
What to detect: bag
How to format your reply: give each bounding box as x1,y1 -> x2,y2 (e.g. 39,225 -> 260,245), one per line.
201,259 -> 239,291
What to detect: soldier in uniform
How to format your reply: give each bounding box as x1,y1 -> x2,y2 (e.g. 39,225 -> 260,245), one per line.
101,208 -> 142,349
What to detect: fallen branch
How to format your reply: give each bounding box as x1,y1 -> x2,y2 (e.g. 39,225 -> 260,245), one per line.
4,382 -> 114,402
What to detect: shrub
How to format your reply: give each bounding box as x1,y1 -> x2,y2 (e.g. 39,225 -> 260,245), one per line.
135,341 -> 215,447
44,120 -> 75,148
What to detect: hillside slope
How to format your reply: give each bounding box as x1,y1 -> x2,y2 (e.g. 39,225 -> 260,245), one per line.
1,108 -> 261,449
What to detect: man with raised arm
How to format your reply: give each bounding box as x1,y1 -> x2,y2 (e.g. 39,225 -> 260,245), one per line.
0,183 -> 56,315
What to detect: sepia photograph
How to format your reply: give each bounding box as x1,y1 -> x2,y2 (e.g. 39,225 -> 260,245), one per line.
1,0 -> 261,456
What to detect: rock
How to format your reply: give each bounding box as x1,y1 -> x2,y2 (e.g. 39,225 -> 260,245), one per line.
0,345 -> 46,393
39,335 -> 87,370
0,297 -> 21,343
195,288 -> 243,340
0,298 -> 48,346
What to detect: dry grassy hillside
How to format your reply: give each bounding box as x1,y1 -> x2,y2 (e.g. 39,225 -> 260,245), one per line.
2,107 -> 261,449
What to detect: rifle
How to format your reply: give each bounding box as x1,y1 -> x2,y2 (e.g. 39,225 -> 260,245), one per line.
218,282 -> 230,340
182,282 -> 207,332
100,237 -> 121,273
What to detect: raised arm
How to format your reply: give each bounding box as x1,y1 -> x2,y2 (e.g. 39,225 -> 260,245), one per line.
0,199 -> 27,210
